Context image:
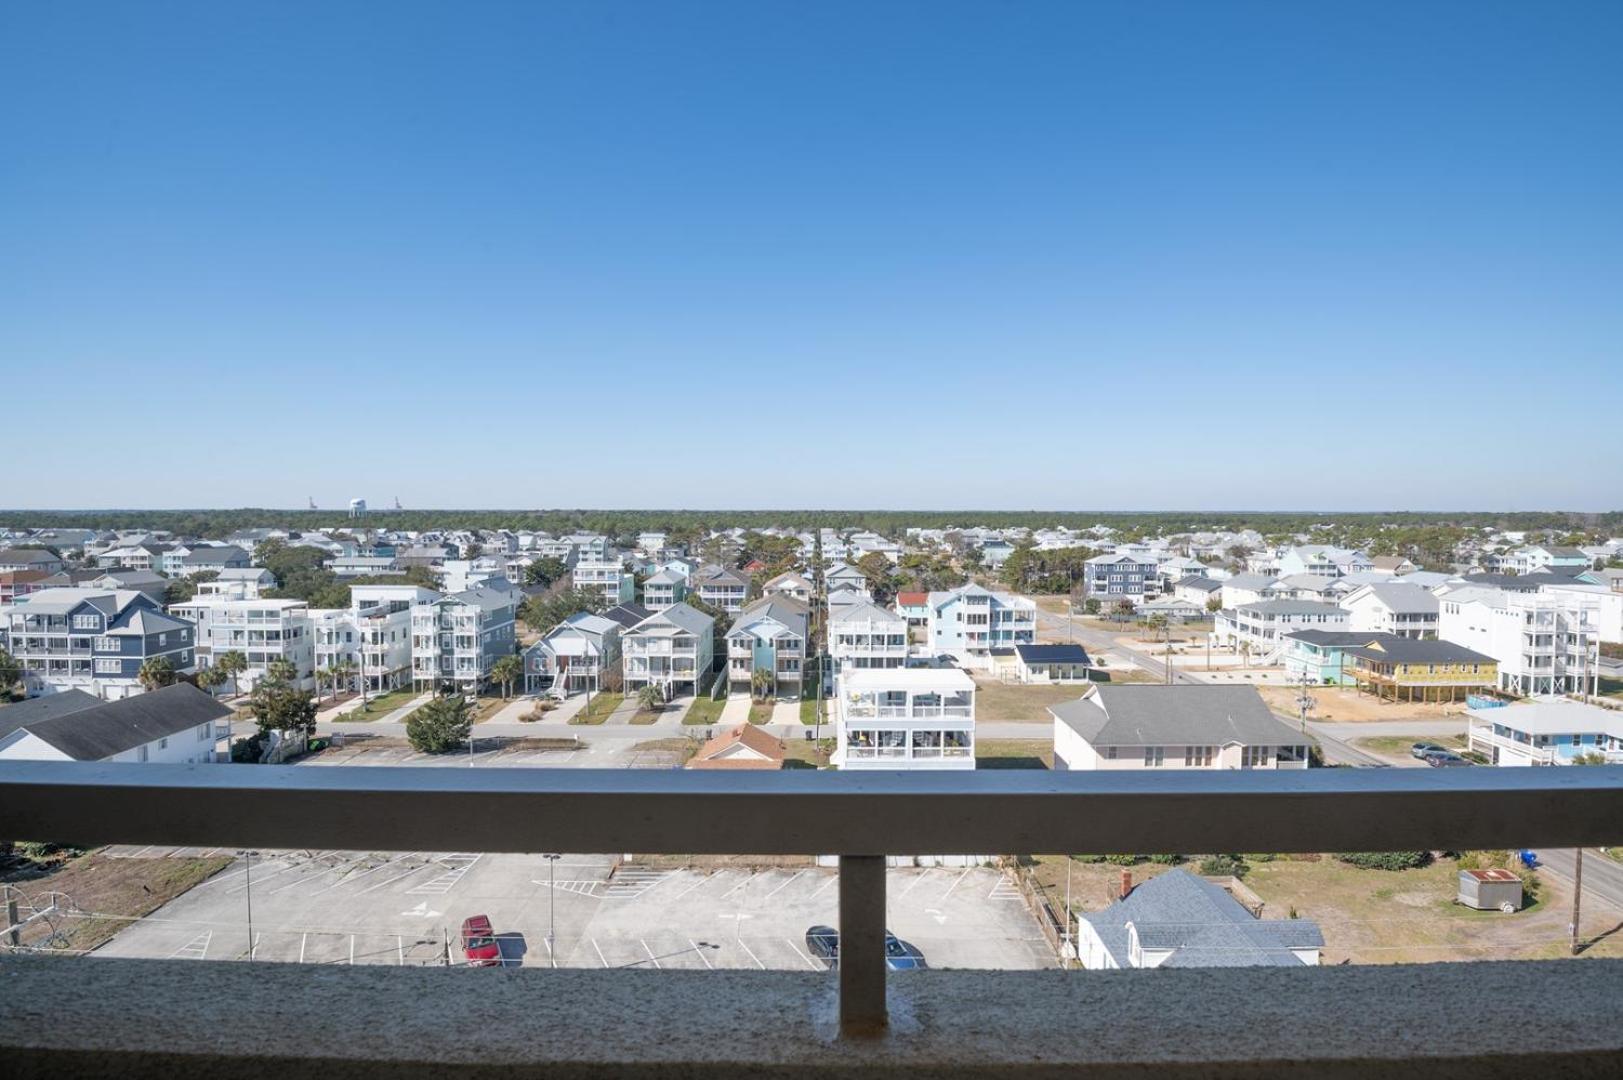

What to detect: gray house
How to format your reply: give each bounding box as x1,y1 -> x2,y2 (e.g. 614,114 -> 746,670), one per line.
1077,869 -> 1323,969
1,588 -> 196,701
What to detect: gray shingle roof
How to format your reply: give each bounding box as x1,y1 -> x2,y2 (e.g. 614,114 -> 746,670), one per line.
1081,869 -> 1323,968
0,684 -> 231,761
1354,583 -> 1439,615
1049,685 -> 1301,747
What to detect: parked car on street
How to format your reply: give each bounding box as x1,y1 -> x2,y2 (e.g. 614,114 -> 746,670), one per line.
1410,742 -> 1448,759
1424,751 -> 1470,767
460,914 -> 502,967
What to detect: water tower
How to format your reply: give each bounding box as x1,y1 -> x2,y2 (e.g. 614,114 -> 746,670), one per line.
348,498 -> 367,520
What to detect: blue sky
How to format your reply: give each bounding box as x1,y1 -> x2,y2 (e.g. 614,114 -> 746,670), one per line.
2,1 -> 1619,511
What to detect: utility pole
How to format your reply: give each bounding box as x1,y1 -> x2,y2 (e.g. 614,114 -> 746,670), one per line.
1570,846 -> 1584,956
1063,856 -> 1074,969
543,853 -> 561,967
242,850 -> 255,961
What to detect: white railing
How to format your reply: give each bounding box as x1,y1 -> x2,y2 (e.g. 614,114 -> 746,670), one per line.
0,762 -> 1619,1037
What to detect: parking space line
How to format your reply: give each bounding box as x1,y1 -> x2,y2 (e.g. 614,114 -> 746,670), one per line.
737,939 -> 765,970
355,864 -> 431,895
349,934 -> 356,965
641,939 -> 661,969
720,874 -> 751,900
309,854 -> 410,895
670,874 -> 711,901
690,938 -> 713,970
592,938 -> 609,968
810,874 -> 839,899
299,933 -> 308,963
898,869 -> 935,898
397,936 -> 405,966
785,936 -> 821,970
761,870 -> 804,900
941,869 -> 972,899
250,933 -> 261,960
543,935 -> 556,969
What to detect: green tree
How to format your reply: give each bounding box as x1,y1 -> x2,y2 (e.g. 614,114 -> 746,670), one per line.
856,552 -> 902,604
1205,595 -> 1223,615
523,556 -> 568,588
265,658 -> 299,685
636,684 -> 664,712
194,666 -> 228,697
490,655 -> 524,700
406,695 -> 472,753
750,666 -> 774,702
520,587 -> 606,632
138,655 -> 177,691
214,650 -> 248,698
248,669 -> 317,739
0,647 -> 23,699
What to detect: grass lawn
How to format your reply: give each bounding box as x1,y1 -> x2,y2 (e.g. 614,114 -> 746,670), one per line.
568,692 -> 623,725
631,736 -> 700,764
629,707 -> 661,725
973,680 -> 1084,723
975,738 -> 1053,769
799,695 -> 829,726
1599,676 -> 1623,701
783,737 -> 834,769
346,686 -> 419,720
1353,734 -> 1467,759
469,695 -> 509,723
747,701 -> 773,725
1,849 -> 234,953
683,696 -> 727,727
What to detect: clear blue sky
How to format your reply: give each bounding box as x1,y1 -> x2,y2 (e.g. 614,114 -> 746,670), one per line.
3,1 -> 1619,511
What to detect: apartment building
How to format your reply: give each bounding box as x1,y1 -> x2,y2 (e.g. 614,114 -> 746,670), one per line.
1211,600 -> 1349,659
2,588 -> 196,701
692,564 -> 750,613
572,558 -> 637,608
171,596 -> 315,692
1050,685 -> 1310,770
831,667 -> 976,770
312,585 -> 437,693
1467,699 -> 1623,766
1339,582 -> 1440,639
622,603 -> 715,698
94,543 -> 172,572
925,584 -> 1037,666
523,612 -> 622,696
1084,552 -> 1158,600
1438,587 -> 1601,696
329,555 -> 402,578
726,595 -> 810,698
828,601 -> 909,683
410,581 -> 520,693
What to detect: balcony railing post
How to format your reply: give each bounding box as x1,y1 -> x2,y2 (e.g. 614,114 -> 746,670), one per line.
838,853 -> 886,1035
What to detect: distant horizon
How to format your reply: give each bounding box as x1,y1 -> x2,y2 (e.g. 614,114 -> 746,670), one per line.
4,506 -> 1620,518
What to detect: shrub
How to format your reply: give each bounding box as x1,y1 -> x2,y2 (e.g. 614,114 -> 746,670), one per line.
1103,854 -> 1140,866
230,731 -> 268,763
407,695 -> 472,753
10,841 -> 82,863
1198,854 -> 1249,879
1335,851 -> 1430,871
1147,854 -> 1183,865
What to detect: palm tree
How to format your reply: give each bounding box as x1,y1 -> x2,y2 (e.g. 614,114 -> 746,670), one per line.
265,658 -> 299,685
750,666 -> 774,702
215,650 -> 248,699
314,665 -> 335,703
330,660 -> 357,700
636,684 -> 663,714
490,655 -> 524,700
195,666 -> 228,698
137,655 -> 176,692
1239,640 -> 1252,669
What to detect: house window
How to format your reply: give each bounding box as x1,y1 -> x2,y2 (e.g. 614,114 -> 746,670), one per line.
73,614 -> 99,630
1104,746 -> 1118,760
95,637 -> 119,651
138,746 -> 149,762
1144,746 -> 1165,767
95,659 -> 121,674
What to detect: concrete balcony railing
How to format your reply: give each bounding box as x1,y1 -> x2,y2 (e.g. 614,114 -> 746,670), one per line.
0,763 -> 1620,1077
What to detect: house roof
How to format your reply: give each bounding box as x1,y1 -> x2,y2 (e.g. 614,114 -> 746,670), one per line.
0,684 -> 231,761
1222,573 -> 1277,591
1283,630 -> 1388,649
1081,869 -> 1323,968
1348,582 -> 1440,615
633,602 -> 714,635
1347,638 -> 1495,665
1231,599 -> 1346,616
686,724 -> 786,770
599,603 -> 652,630
830,600 -> 905,628
896,591 -> 929,607
182,545 -> 250,565
1369,556 -> 1413,571
1173,576 -> 1222,593
1050,685 -> 1302,748
1467,698 -> 1622,736
0,690 -> 104,740
729,595 -> 809,637
0,549 -> 59,566
1015,644 -> 1090,665
840,667 -> 976,693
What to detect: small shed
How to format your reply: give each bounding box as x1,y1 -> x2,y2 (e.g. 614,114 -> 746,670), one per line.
1458,868 -> 1522,913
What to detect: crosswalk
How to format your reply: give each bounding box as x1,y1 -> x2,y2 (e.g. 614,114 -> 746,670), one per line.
600,867 -> 671,899
171,930 -> 213,959
989,876 -> 1024,901
407,854 -> 480,895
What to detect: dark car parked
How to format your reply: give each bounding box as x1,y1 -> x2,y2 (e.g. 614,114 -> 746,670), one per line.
803,925 -> 925,970
1424,751 -> 1471,767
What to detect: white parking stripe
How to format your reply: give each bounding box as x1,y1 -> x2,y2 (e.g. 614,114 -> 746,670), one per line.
641,939 -> 661,969
299,932 -> 308,963
785,936 -> 821,970
941,868 -> 972,899
592,938 -> 609,968
355,865 -> 431,895
810,874 -> 839,899
898,869 -> 935,898
690,938 -> 713,970
761,870 -> 804,900
349,934 -> 356,965
397,936 -> 405,966
737,939 -> 765,970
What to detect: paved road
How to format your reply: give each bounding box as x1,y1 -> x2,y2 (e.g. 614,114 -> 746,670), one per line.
1535,848 -> 1623,916
1033,608 -> 1181,683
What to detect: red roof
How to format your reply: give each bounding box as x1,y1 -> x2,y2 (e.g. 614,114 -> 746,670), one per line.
897,591 -> 928,607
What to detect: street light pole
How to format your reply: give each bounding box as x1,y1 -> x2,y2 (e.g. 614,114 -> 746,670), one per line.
543,853 -> 561,966
242,850 -> 256,961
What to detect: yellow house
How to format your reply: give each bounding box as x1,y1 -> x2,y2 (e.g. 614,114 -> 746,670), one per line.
1346,637 -> 1499,704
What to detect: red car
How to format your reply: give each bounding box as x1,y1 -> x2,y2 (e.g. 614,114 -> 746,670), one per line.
460,915 -> 501,967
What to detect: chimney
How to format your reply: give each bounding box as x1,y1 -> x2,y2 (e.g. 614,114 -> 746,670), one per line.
1119,869 -> 1133,900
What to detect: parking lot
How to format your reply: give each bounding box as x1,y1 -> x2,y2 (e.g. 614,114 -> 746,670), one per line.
299,736 -> 685,770
95,851 -> 1055,971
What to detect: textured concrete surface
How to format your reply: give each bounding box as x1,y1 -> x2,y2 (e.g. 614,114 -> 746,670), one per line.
3,955 -> 1620,1077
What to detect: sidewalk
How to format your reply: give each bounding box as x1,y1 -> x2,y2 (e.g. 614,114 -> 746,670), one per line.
717,694 -> 751,726
314,694 -> 370,723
